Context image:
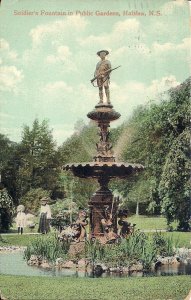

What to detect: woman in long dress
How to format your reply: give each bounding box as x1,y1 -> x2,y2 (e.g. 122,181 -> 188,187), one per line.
38,197 -> 51,234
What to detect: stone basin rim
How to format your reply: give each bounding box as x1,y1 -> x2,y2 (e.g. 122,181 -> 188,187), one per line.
63,162 -> 144,179
64,162 -> 144,169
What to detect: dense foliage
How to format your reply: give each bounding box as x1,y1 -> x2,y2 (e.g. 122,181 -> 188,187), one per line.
24,231 -> 176,270
0,77 -> 190,230
86,231 -> 175,269
0,184 -> 14,231
50,198 -> 78,231
20,188 -> 50,214
1,119 -> 63,214
24,233 -> 70,262
112,77 -> 190,230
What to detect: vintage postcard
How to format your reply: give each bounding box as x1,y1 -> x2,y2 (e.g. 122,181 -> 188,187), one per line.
0,0 -> 190,299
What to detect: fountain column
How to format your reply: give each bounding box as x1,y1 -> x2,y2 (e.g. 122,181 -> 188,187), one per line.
87,103 -> 120,238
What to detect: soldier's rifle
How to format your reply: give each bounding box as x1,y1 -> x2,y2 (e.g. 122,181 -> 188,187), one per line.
90,65 -> 121,84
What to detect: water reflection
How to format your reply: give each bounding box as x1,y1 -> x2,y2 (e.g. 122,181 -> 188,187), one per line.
0,252 -> 191,278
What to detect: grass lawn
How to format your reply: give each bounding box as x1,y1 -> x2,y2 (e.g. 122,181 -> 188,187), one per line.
0,232 -> 190,250
11,217 -> 39,234
0,275 -> 190,300
154,232 -> 191,249
128,215 -> 178,230
0,234 -> 39,247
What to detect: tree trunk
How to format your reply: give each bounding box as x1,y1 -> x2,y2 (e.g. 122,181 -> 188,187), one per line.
136,202 -> 139,216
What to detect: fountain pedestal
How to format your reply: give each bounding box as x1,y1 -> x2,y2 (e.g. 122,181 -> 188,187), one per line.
65,103 -> 143,238
88,176 -> 118,238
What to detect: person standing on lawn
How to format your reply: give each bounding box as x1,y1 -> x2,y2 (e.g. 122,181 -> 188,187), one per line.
38,197 -> 52,234
16,205 -> 26,235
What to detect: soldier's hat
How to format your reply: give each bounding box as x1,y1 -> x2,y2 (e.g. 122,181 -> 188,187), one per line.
97,50 -> 109,56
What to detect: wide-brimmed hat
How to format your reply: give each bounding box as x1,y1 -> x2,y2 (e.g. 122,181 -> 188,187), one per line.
41,197 -> 49,203
17,205 -> 25,212
97,50 -> 109,56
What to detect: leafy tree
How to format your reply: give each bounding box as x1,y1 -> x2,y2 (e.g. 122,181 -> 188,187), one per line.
114,77 -> 190,229
18,119 -> 60,192
2,119 -> 62,208
60,170 -> 98,210
0,183 -> 14,231
58,121 -> 98,164
20,188 -> 50,214
159,129 -> 190,230
0,134 -> 18,201
0,134 -> 17,173
58,122 -> 99,209
1,146 -> 21,203
50,198 -> 78,231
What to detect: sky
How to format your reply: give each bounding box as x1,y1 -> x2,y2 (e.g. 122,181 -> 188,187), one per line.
0,0 -> 190,146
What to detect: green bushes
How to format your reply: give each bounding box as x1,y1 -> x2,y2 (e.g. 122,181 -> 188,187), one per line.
0,186 -> 14,231
152,232 -> 175,256
20,188 -> 50,214
24,233 -> 69,262
24,231 -> 180,270
85,231 -> 179,269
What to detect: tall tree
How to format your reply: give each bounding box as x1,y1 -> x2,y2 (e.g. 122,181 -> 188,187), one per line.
2,119 -> 62,205
17,119 -> 60,194
159,129 -> 190,230
0,183 -> 14,231
0,134 -> 17,177
114,77 -> 190,229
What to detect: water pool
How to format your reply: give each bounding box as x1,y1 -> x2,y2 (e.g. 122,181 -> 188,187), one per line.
0,252 -> 191,278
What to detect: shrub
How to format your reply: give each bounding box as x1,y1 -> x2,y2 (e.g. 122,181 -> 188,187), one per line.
0,186 -> 14,231
20,188 -> 50,214
152,232 -> 175,256
50,199 -> 78,231
24,233 -> 69,262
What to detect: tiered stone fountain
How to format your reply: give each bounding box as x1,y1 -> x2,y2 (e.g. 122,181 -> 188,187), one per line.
65,50 -> 143,239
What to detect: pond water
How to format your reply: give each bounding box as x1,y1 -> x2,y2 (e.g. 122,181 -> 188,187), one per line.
0,252 -> 191,278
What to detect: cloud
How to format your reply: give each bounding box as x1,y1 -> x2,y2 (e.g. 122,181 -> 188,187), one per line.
0,112 -> 15,120
51,124 -> 74,145
111,43 -> 151,61
45,45 -> 77,72
0,38 -> 18,61
108,75 -> 180,120
41,81 -> 72,95
113,18 -> 141,35
0,126 -> 21,142
23,17 -> 88,69
0,65 -> 24,93
0,113 -> 15,128
44,75 -> 179,124
147,75 -> 180,97
176,37 -> 191,50
37,80 -> 97,123
78,18 -> 144,50
30,16 -> 88,46
152,42 -> 174,52
152,37 -> 191,53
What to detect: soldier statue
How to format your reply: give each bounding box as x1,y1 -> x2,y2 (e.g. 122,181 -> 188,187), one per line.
93,50 -> 111,104
91,50 -> 121,105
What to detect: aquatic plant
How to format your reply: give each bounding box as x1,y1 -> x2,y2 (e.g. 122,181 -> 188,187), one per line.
24,230 -> 179,270
152,232 -> 176,256
85,231 -> 178,270
24,233 -> 69,262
